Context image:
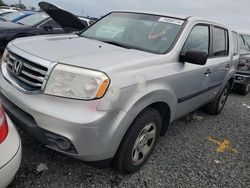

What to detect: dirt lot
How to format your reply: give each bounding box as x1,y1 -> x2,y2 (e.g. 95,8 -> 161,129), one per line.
6,92 -> 249,188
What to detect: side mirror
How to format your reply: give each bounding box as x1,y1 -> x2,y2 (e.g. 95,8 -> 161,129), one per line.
179,50 -> 208,65
43,25 -> 53,31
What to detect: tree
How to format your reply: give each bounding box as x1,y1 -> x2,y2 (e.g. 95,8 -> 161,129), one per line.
0,0 -> 6,6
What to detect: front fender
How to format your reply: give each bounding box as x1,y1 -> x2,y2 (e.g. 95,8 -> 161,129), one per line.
100,84 -> 177,158
122,88 -> 176,123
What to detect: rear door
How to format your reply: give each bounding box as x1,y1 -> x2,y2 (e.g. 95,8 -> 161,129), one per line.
205,26 -> 231,95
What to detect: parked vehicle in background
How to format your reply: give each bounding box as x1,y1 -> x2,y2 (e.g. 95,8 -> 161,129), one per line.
0,102 -> 21,188
0,2 -> 91,51
233,33 -> 250,95
0,6 -> 21,14
0,6 -> 21,12
87,17 -> 99,24
0,11 -> 238,173
0,12 -> 55,50
38,2 -> 89,32
0,11 -> 34,22
0,11 -> 12,17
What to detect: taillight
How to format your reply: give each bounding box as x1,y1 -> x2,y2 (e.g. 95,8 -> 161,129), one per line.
0,104 -> 8,144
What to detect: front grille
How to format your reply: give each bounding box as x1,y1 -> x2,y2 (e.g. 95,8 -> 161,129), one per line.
6,52 -> 48,92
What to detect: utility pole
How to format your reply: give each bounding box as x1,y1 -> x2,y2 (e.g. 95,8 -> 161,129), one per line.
19,0 -> 21,8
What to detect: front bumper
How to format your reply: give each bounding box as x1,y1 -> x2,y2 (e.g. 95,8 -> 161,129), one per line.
234,72 -> 250,84
0,116 -> 22,188
0,72 -> 127,161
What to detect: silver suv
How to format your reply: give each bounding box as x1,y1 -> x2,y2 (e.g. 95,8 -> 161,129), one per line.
0,11 -> 238,173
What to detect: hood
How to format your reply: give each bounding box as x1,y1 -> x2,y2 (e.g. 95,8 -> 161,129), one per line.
10,34 -> 157,71
240,50 -> 250,57
240,52 -> 250,60
39,1 -> 88,32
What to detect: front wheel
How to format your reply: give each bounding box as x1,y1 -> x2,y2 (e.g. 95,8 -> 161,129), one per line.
239,84 -> 250,95
113,108 -> 161,174
205,83 -> 230,115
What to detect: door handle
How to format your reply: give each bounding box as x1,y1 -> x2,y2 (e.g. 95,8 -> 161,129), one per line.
204,69 -> 212,76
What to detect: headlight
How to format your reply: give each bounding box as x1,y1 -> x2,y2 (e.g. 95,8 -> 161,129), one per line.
44,64 -> 110,100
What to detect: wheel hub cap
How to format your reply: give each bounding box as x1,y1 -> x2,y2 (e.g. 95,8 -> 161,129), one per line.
219,88 -> 228,110
132,122 -> 156,165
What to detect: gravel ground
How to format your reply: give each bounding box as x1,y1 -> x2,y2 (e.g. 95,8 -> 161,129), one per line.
6,92 -> 249,188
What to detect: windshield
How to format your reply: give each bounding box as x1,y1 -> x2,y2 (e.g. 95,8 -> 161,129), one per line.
240,34 -> 250,51
81,12 -> 185,54
2,11 -> 24,21
242,35 -> 250,46
17,12 -> 49,26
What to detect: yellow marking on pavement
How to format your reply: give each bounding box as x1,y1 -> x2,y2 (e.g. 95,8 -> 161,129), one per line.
208,136 -> 237,154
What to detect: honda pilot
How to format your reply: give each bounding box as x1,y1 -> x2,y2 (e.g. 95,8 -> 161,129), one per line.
0,11 -> 238,173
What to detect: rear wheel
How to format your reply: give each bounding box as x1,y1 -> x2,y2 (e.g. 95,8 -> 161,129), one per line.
205,83 -> 230,115
113,107 -> 161,174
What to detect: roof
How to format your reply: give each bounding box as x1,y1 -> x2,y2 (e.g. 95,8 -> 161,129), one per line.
111,10 -> 190,19
110,10 -> 234,31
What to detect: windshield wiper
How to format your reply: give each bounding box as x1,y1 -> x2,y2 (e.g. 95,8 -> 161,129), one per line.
101,40 -> 131,49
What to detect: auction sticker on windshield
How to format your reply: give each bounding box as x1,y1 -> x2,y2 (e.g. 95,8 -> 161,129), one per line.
158,17 -> 184,25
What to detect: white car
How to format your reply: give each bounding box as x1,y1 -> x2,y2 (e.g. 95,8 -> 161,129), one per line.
0,9 -> 18,14
0,103 -> 21,188
0,6 -> 20,13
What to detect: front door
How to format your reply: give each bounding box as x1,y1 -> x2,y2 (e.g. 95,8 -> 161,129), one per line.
174,24 -> 213,119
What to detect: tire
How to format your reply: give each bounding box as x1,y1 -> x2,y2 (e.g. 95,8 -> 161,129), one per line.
113,107 -> 162,174
239,84 -> 250,95
205,83 -> 230,115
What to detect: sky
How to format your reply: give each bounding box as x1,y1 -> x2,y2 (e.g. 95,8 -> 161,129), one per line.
4,0 -> 250,32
